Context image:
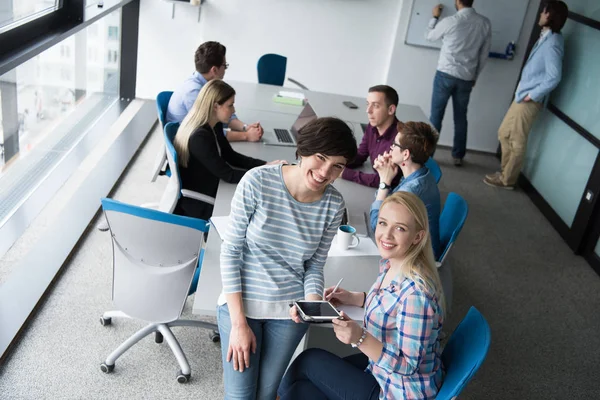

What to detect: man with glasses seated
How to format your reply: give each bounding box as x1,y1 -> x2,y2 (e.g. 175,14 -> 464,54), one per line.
166,41 -> 263,142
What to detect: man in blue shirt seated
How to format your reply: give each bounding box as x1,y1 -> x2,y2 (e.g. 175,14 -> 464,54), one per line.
166,41 -> 263,142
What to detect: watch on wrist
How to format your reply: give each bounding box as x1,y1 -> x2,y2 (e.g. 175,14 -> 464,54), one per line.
243,124 -> 248,132
351,328 -> 368,348
379,182 -> 392,191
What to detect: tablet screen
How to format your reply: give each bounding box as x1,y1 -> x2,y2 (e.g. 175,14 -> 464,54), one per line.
296,301 -> 340,318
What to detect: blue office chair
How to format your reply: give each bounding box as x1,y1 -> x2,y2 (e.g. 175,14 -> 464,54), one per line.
156,91 -> 173,126
438,192 -> 468,266
258,54 -> 287,86
425,157 -> 442,184
437,306 -> 491,399
257,53 -> 309,89
157,122 -> 216,214
99,198 -> 219,383
150,91 -> 174,182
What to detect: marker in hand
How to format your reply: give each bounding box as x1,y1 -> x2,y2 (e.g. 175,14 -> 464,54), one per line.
326,278 -> 344,300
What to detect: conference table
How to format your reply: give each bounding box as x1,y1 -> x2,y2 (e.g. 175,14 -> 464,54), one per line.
192,80 -> 429,357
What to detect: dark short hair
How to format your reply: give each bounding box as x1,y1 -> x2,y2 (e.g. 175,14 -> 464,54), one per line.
543,1 -> 569,33
194,41 -> 227,74
296,117 -> 357,164
368,85 -> 399,108
459,0 -> 474,7
397,121 -> 439,165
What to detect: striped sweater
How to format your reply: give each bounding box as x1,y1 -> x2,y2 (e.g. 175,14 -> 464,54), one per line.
220,164 -> 345,319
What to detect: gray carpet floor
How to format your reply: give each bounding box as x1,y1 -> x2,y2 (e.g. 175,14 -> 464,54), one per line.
1,123 -> 599,399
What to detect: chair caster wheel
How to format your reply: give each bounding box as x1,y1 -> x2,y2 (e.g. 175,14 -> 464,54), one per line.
100,317 -> 112,326
176,371 -> 190,383
155,332 -> 163,343
100,363 -> 114,373
209,330 -> 220,343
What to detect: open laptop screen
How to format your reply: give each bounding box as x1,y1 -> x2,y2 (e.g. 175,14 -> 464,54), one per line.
290,103 -> 317,139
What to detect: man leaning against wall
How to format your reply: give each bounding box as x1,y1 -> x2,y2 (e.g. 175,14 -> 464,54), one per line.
483,1 -> 569,190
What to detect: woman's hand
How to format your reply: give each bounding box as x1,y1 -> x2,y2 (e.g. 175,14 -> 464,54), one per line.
266,159 -> 288,165
375,157 -> 398,185
373,152 -> 391,170
324,286 -> 361,307
226,323 -> 257,372
289,304 -> 304,324
331,311 -> 364,345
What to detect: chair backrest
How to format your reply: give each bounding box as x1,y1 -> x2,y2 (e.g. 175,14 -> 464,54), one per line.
101,198 -> 208,323
437,307 -> 491,400
257,54 -> 287,86
425,157 -> 442,184
156,91 -> 173,127
438,192 -> 468,264
158,122 -> 183,213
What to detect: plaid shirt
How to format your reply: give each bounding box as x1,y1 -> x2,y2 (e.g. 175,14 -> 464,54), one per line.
364,260 -> 444,400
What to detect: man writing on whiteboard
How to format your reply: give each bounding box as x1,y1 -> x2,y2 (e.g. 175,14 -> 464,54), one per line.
426,0 -> 492,166
483,1 -> 568,190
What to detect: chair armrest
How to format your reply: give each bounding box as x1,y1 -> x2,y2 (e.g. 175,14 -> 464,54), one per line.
287,77 -> 309,90
181,189 -> 216,205
140,202 -> 160,210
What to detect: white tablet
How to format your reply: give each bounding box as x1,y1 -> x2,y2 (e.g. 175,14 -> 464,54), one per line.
294,300 -> 342,322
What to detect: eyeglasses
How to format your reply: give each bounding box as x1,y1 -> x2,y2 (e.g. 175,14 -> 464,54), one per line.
222,63 -> 229,70
391,141 -> 403,149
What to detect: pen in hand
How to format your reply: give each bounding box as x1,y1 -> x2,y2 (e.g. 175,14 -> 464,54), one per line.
326,278 -> 344,300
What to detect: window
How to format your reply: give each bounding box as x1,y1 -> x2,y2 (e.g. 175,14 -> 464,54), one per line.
107,49 -> 118,64
108,26 -> 118,40
0,1 -> 61,33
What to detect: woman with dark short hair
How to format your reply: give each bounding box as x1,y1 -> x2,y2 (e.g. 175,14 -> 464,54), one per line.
217,117 -> 357,400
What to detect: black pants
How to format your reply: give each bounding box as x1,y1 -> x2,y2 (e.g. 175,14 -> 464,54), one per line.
278,348 -> 380,400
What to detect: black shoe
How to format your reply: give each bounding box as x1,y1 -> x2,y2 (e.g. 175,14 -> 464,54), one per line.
453,158 -> 463,166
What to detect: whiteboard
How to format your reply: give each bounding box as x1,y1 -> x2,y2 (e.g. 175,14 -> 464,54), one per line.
405,0 -> 531,55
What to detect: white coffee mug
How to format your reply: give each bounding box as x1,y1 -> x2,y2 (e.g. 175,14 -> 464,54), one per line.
337,225 -> 360,250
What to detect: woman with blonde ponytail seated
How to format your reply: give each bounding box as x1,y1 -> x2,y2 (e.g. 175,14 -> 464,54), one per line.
279,191 -> 445,400
173,79 -> 284,220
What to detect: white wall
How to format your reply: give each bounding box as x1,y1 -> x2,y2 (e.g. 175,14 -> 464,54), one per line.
386,0 -> 542,153
136,0 -> 541,154
136,0 -> 401,99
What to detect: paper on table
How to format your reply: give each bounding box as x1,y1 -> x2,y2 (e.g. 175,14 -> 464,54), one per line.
209,216 -> 230,239
337,305 -> 364,321
278,90 -> 305,100
327,234 -> 379,257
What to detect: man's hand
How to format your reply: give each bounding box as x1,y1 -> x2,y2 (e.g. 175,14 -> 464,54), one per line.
523,95 -> 532,102
432,4 -> 443,18
249,122 -> 263,134
245,125 -> 263,142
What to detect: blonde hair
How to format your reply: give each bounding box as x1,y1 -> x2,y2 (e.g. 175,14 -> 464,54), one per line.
174,79 -> 235,167
380,191 -> 446,315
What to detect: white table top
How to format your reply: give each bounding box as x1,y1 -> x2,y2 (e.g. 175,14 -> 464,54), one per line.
192,82 -> 428,317
228,80 -> 428,125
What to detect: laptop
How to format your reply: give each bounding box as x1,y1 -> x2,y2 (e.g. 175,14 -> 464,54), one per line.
263,103 -> 317,147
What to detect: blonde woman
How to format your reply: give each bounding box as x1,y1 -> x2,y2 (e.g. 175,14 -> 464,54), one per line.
173,79 -> 284,220
281,191 -> 445,400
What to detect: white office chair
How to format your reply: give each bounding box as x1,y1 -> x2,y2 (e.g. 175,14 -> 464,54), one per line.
99,198 -> 218,383
97,121 -> 214,231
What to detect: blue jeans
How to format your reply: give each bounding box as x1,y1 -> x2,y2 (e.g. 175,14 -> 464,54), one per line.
217,304 -> 308,400
430,70 -> 474,159
278,348 -> 380,400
